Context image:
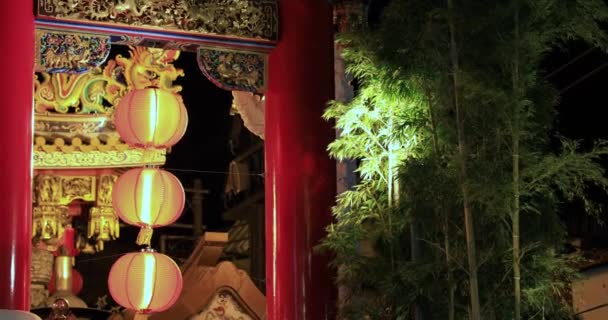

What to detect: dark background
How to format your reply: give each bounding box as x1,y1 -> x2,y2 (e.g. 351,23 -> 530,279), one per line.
546,42 -> 608,250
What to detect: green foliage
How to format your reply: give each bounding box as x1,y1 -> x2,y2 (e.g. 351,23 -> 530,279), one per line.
321,0 -> 608,319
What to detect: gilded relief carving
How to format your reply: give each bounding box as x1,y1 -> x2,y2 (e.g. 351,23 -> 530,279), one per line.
89,206 -> 120,245
36,30 -> 111,74
197,47 -> 266,93
37,0 -> 278,41
34,118 -> 109,136
62,177 -> 95,203
34,149 -> 166,169
116,47 -> 183,91
36,175 -> 62,204
32,205 -> 70,240
33,174 -> 120,249
33,46 -> 174,169
34,46 -> 183,114
35,175 -> 96,205
97,175 -> 117,206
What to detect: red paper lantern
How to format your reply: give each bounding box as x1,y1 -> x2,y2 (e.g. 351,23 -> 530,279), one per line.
108,249 -> 182,314
112,167 -> 185,245
114,88 -> 188,149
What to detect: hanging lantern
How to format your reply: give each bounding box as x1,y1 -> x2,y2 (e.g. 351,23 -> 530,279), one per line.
114,88 -> 188,149
108,249 -> 182,314
112,167 -> 185,245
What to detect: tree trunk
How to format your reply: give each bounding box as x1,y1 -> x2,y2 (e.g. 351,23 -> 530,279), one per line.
512,2 -> 522,319
444,221 -> 456,320
426,88 -> 455,320
447,0 -> 482,319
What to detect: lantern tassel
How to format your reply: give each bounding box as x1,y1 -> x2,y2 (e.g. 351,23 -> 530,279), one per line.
136,226 -> 154,246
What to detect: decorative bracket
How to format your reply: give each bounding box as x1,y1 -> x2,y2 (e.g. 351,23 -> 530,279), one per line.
197,47 -> 267,93
35,30 -> 111,74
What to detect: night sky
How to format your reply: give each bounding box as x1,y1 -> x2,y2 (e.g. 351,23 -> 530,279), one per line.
545,41 -> 608,248
550,43 -> 608,142
166,50 -> 234,231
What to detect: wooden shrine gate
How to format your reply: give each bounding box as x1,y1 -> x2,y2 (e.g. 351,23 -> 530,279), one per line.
0,1 -> 336,319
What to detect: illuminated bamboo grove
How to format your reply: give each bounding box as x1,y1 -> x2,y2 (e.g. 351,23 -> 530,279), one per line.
321,1 -> 608,319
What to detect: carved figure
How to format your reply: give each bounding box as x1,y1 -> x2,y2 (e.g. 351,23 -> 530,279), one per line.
97,175 -> 117,205
217,54 -> 259,87
42,36 -> 93,71
112,0 -> 150,18
37,175 -> 61,203
116,46 -> 183,91
62,177 -> 93,199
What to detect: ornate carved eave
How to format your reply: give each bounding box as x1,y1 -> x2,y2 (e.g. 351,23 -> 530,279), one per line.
198,47 -> 267,93
35,0 -> 279,46
33,115 -> 167,169
151,261 -> 266,320
35,1 -> 276,92
33,46 -> 182,169
36,30 -> 111,74
34,149 -> 166,169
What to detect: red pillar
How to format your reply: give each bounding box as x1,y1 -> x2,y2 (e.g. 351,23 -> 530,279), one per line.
265,1 -> 336,319
0,0 -> 35,310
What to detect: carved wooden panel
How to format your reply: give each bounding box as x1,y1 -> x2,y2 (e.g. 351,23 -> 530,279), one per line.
35,30 -> 111,74
36,0 -> 278,42
198,47 -> 267,93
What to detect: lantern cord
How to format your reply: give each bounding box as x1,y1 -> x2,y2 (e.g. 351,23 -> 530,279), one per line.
134,314 -> 149,320
136,226 -> 154,246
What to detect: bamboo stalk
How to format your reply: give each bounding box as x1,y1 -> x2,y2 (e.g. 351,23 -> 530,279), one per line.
512,1 -> 522,319
426,87 -> 455,320
447,0 -> 482,318
445,225 -> 456,320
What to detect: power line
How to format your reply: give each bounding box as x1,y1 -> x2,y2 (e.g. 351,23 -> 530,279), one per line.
573,302 -> 608,316
545,47 -> 596,79
559,62 -> 608,94
164,167 -> 264,177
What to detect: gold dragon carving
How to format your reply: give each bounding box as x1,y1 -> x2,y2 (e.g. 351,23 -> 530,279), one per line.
34,46 -> 183,114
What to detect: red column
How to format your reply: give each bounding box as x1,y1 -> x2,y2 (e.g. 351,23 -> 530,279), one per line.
265,1 -> 336,319
0,0 -> 35,310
